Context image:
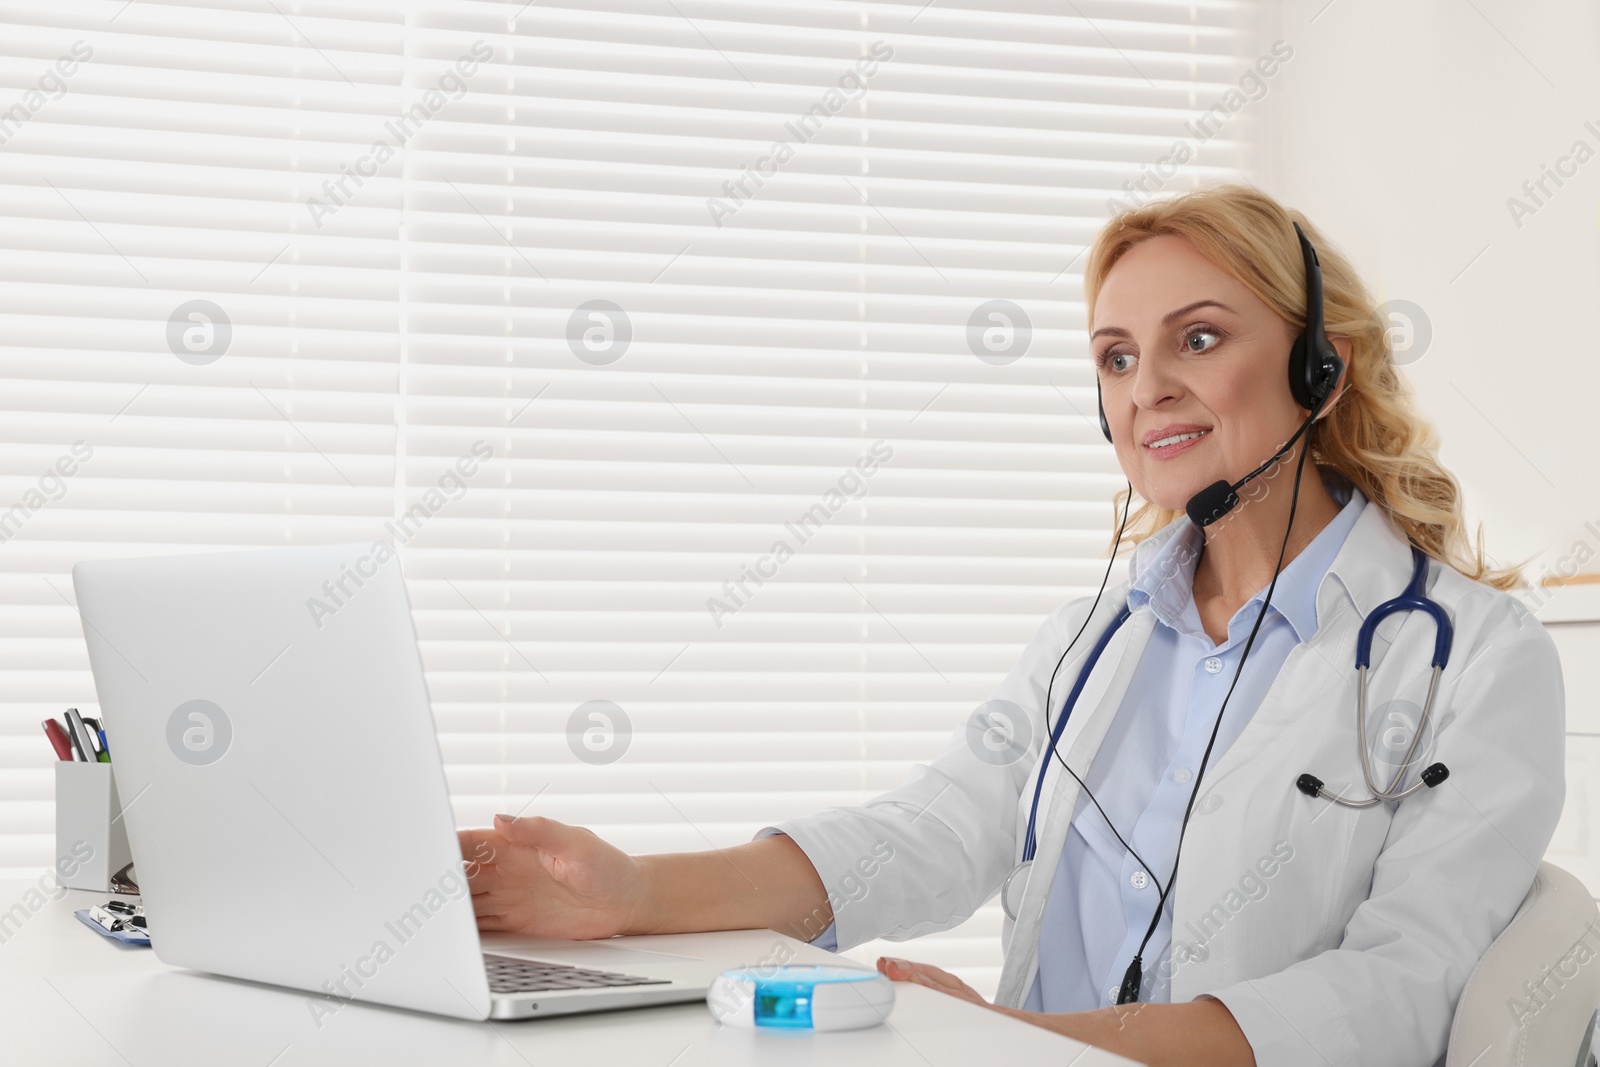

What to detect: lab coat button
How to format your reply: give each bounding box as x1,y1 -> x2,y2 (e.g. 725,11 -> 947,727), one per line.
1204,656 -> 1223,674
1130,870 -> 1149,890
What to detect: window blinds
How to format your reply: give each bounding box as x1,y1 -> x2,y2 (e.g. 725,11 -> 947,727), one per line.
0,0 -> 1245,994
0,0 -> 410,875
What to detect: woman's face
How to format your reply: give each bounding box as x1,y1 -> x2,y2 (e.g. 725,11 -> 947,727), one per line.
1091,234 -> 1341,515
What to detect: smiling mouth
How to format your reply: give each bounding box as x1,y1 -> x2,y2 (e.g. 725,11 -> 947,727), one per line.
1146,429 -> 1211,450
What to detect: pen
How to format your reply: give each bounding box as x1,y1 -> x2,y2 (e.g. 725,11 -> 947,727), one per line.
62,710 -> 87,761
82,717 -> 108,761
41,718 -> 73,761
64,708 -> 95,763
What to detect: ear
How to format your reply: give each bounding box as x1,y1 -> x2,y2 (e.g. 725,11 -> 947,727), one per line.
1314,336 -> 1353,420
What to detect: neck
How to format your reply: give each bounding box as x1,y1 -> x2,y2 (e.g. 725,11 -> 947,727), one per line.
1191,455 -> 1343,605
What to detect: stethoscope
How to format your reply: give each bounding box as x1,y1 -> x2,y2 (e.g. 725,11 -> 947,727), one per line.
999,542 -> 1454,924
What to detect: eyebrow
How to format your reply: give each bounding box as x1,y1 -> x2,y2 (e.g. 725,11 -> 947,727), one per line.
1089,300 -> 1236,342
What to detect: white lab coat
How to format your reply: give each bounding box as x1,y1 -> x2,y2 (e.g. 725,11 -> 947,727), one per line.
767,499 -> 1566,1067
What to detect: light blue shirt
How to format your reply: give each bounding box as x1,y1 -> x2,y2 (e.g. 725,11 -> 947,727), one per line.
798,472 -> 1366,991
1023,473 -> 1366,1011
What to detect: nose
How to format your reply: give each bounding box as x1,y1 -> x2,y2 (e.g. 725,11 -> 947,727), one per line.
1128,349 -> 1184,419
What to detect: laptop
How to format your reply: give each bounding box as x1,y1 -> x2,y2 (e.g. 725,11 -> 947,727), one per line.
72,543 -> 757,1021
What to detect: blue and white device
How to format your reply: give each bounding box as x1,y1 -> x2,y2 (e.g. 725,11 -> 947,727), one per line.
707,964 -> 895,1030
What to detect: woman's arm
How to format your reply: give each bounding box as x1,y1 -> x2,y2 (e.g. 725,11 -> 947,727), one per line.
462,602 -> 1099,946
459,813 -> 832,941
1015,1000 -> 1254,1066
633,830 -> 833,939
878,958 -> 1256,1067
1004,1004 -> 1254,1067
463,596 -> 1103,951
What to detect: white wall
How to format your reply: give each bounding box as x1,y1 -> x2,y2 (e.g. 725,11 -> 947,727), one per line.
1255,0 -> 1600,570
1253,0 -> 1600,891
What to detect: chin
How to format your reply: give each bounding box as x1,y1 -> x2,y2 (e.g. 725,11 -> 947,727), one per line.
1132,474 -> 1209,516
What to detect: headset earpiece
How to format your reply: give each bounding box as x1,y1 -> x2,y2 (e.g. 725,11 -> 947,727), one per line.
1288,221 -> 1345,412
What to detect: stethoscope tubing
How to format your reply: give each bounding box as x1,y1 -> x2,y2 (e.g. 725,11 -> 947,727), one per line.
1003,544 -> 1452,921
1020,602 -> 1132,865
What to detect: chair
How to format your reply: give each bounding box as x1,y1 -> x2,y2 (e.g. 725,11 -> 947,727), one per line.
1447,862 -> 1600,1066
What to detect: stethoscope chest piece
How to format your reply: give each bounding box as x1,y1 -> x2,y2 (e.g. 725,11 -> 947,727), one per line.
1000,860 -> 1031,921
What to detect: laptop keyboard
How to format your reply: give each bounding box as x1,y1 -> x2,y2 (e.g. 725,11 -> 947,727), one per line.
483,953 -> 672,994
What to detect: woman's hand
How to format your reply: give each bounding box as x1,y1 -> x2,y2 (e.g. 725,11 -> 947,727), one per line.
459,820 -> 834,942
874,958 -> 1032,1025
873,958 -> 1255,1066
458,814 -> 658,940
875,957 -> 994,1008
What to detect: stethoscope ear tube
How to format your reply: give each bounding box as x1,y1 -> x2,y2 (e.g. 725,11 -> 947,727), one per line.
1353,545 -> 1453,672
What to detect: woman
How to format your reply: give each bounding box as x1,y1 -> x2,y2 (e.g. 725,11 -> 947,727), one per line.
459,185 -> 1565,1067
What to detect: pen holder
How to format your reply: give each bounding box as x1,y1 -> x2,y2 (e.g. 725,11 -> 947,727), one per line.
55,761 -> 133,892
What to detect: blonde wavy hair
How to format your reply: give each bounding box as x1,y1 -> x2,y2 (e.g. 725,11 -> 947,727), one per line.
1085,182 -> 1524,591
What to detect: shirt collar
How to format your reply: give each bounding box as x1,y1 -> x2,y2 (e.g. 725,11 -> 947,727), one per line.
1321,484 -> 1422,621
1125,469 -> 1367,644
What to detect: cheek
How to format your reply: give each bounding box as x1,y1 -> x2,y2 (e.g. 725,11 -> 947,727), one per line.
1203,377 -> 1277,450
1202,370 -> 1257,417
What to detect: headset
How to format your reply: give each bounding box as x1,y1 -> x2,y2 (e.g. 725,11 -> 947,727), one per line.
1018,220 -> 1348,1005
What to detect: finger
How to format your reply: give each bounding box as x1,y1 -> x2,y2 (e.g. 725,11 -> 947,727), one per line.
878,957 -> 946,984
878,959 -> 983,1002
467,837 -> 499,867
458,828 -> 501,865
461,850 -> 500,891
494,813 -> 578,854
878,958 -> 953,988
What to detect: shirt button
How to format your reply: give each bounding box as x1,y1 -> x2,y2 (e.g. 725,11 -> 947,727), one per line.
1174,768 -> 1192,783
1204,656 -> 1223,674
1107,986 -> 1120,1004
1130,870 -> 1149,890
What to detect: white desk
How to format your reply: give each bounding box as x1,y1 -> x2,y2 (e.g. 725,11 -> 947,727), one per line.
0,883 -> 1140,1066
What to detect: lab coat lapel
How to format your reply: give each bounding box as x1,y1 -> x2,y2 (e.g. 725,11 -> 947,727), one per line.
995,602 -> 1158,1006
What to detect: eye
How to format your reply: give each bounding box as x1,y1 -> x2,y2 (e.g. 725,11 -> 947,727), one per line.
1101,350 -> 1136,374
1183,327 -> 1221,353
